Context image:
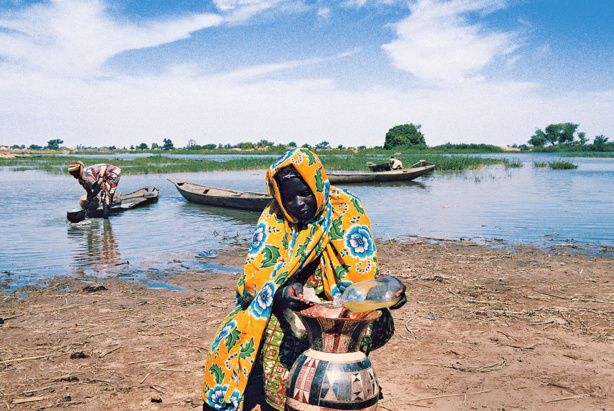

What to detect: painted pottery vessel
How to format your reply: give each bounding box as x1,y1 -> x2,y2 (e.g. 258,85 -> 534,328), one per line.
285,303 -> 381,411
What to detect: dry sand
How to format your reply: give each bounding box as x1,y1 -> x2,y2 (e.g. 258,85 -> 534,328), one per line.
1,239 -> 613,410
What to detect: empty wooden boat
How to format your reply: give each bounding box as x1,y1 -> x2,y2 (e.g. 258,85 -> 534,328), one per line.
168,178 -> 272,212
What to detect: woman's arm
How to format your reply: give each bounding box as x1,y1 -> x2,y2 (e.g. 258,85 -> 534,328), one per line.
274,283 -> 315,311
87,183 -> 102,201
81,183 -> 102,211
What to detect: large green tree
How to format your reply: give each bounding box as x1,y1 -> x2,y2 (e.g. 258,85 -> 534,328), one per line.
529,123 -> 579,147
384,123 -> 426,149
46,139 -> 63,150
528,130 -> 547,147
162,138 -> 174,150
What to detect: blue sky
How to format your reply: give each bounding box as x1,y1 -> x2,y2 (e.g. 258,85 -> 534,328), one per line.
1,0 -> 612,149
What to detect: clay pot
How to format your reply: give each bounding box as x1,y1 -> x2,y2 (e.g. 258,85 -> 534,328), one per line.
285,303 -> 381,411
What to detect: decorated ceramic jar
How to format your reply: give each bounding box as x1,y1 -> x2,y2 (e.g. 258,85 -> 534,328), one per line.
285,303 -> 381,411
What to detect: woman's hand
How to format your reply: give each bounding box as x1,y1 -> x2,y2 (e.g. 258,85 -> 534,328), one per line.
275,283 -> 315,311
376,275 -> 407,310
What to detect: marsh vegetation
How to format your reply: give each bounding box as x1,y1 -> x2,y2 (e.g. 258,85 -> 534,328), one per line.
0,153 -> 512,175
533,160 -> 578,169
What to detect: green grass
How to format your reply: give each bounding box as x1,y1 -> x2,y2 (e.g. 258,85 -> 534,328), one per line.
0,155 -> 275,175
548,160 -> 578,170
0,153 -> 511,175
562,153 -> 614,158
533,160 -> 577,169
503,158 -> 524,169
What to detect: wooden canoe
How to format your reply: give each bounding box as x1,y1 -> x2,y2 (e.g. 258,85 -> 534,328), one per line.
328,160 -> 435,184
67,186 -> 159,223
168,178 -> 272,212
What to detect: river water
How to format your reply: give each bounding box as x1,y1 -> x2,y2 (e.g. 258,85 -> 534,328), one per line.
1,153 -> 612,291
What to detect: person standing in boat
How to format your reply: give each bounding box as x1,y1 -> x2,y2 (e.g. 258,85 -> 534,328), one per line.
389,156 -> 403,170
68,161 -> 121,219
201,148 -> 407,411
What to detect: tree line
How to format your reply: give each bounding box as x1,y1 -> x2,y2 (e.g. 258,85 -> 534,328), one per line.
381,122 -> 612,152
526,122 -> 612,152
4,122 -> 611,153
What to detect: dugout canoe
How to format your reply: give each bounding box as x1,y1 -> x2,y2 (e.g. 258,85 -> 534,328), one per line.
168,178 -> 272,212
67,186 -> 159,223
327,160 -> 435,184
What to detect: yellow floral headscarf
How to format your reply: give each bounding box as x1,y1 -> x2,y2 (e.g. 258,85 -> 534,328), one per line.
202,148 -> 379,410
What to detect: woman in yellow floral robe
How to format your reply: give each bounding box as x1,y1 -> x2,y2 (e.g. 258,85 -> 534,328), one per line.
202,148 -> 404,410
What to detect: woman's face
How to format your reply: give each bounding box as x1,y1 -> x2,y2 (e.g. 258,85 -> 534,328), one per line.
278,175 -> 317,223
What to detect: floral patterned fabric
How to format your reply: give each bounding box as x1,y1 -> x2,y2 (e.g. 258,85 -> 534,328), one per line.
202,148 -> 381,411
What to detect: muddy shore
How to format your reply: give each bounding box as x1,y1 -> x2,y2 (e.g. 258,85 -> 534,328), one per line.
1,240 -> 613,410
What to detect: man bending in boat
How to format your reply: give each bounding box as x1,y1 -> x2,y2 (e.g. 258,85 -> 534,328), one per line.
68,161 -> 121,219
389,156 -> 403,170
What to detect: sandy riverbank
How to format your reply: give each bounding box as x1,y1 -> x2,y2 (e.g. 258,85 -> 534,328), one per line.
1,240 -> 613,410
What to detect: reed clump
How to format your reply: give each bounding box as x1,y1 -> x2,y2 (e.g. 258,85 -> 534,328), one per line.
547,160 -> 578,170
533,160 -> 578,170
503,158 -> 523,169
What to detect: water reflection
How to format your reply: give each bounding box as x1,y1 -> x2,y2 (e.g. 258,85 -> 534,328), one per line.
68,219 -> 123,276
333,180 -> 427,189
179,201 -> 261,226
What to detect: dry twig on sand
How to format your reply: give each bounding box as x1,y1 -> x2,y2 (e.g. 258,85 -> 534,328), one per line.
407,390 -> 492,403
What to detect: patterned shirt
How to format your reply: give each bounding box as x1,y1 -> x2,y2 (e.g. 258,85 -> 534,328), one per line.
80,164 -> 120,189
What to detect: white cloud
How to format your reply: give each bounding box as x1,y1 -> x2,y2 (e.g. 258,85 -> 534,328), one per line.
342,0 -> 399,8
213,0 -> 280,12
213,56 -> 329,82
382,0 -> 519,83
0,0 -> 222,77
212,0 -> 290,23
